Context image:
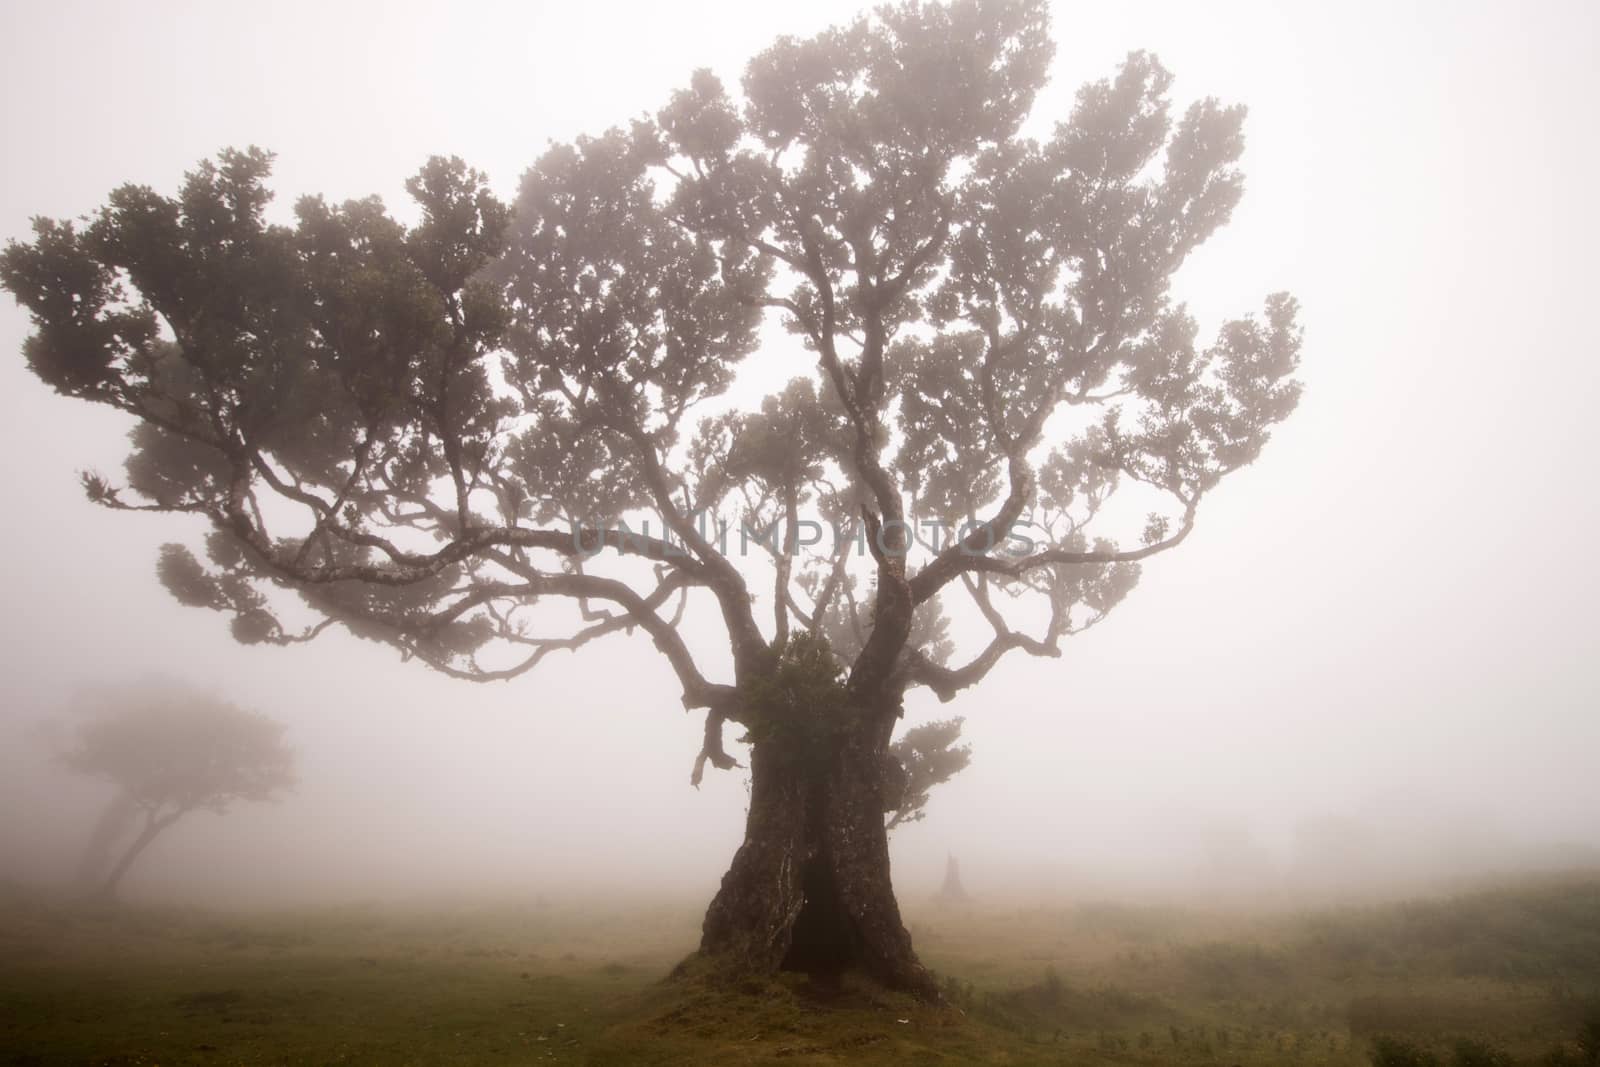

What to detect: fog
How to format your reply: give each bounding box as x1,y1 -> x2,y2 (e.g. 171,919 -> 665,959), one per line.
0,0 -> 1596,915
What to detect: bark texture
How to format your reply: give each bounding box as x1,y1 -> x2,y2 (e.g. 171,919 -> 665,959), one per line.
699,710 -> 938,1000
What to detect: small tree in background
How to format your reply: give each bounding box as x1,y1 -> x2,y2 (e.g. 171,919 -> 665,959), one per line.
937,854 -> 972,904
62,684 -> 295,899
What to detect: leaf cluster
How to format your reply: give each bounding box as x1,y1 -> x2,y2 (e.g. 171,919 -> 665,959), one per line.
62,681 -> 295,816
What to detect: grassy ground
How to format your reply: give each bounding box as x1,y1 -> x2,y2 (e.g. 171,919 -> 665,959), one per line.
1,875 -> 1597,1065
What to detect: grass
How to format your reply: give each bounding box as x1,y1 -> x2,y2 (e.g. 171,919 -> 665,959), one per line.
0,874 -> 1597,1064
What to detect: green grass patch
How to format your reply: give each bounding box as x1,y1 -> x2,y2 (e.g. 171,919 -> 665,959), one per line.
1,875 -> 1598,1064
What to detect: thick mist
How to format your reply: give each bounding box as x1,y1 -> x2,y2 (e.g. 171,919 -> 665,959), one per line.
1,0 -> 1596,916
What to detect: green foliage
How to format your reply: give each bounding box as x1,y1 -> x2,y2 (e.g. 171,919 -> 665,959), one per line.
1040,964 -> 1064,1006
63,680 -> 295,815
0,0 -> 1303,820
0,0 -> 1299,723
885,716 -> 971,829
1580,1004 -> 1600,1062
1451,1037 -> 1518,1067
1370,1035 -> 1443,1067
2,878 -> 1599,1065
736,630 -> 849,758
1304,880 -> 1600,983
1180,940 -> 1290,998
1368,1032 -> 1588,1067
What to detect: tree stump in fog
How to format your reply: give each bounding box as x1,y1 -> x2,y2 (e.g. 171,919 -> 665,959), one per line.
935,854 -> 971,905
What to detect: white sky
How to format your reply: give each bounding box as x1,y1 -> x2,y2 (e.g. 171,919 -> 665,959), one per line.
0,0 -> 1596,904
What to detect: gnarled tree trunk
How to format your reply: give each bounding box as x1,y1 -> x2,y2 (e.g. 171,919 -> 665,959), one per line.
699,706 -> 938,1000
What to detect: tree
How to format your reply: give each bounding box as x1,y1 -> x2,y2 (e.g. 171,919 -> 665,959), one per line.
59,683 -> 295,899
936,854 -> 971,904
0,0 -> 1299,995
885,717 -> 971,831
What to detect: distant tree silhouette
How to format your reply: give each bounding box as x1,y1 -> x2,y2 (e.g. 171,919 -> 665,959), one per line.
937,854 -> 971,903
2,0 -> 1299,994
61,684 -> 295,899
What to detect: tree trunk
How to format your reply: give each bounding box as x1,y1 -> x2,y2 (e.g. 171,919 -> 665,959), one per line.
95,809 -> 179,901
74,791 -> 139,896
699,710 -> 939,1000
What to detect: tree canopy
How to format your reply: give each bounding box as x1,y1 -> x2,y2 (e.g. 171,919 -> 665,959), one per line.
60,681 -> 295,897
63,683 -> 295,816
1,0 -> 1300,787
